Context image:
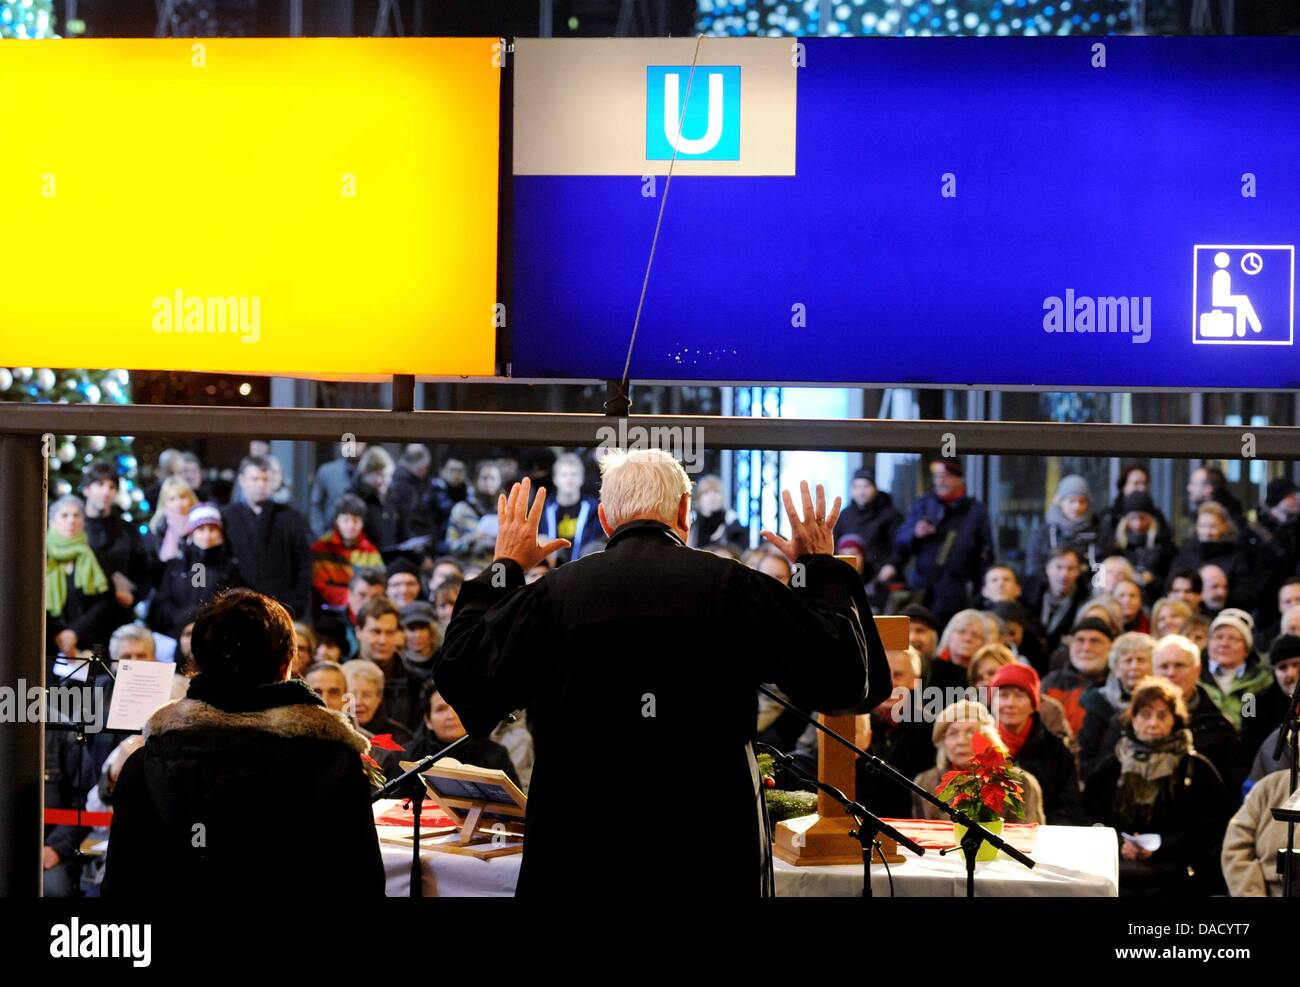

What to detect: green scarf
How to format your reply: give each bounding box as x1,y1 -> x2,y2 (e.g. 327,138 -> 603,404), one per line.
46,528 -> 109,619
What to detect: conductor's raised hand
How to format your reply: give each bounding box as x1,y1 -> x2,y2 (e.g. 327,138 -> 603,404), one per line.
493,476 -> 571,572
759,480 -> 842,562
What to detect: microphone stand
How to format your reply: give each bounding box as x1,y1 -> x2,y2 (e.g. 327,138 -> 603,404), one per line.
45,645 -> 117,897
758,685 -> 1035,898
1270,673 -> 1300,898
371,733 -> 473,898
754,741 -> 924,897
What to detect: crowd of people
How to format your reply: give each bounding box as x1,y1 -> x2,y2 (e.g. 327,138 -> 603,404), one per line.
41,442 -> 1300,897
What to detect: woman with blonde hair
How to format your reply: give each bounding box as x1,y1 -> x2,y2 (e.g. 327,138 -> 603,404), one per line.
911,699 -> 1045,823
148,476 -> 198,565
1170,501 -> 1255,607
1077,631 -> 1155,777
1150,596 -> 1193,639
927,609 -> 988,692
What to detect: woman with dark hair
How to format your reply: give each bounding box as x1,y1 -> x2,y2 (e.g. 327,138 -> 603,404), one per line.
1083,676 -> 1233,897
102,589 -> 384,897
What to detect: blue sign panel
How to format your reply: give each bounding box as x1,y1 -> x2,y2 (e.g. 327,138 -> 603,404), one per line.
510,37 -> 1300,389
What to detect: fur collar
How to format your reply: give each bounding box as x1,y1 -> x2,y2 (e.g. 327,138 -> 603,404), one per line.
145,698 -> 371,755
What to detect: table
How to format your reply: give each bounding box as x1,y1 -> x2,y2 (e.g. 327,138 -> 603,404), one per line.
773,824 -> 1119,897
379,821 -> 1118,897
375,800 -> 522,897
382,842 -> 521,896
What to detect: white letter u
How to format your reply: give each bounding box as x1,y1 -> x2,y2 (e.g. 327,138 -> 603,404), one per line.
664,72 -> 724,155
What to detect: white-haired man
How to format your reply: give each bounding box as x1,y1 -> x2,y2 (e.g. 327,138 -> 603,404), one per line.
1088,633 -> 1242,790
436,449 -> 888,896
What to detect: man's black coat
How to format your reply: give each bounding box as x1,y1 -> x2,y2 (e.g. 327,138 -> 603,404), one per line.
435,519 -> 890,896
219,500 -> 312,620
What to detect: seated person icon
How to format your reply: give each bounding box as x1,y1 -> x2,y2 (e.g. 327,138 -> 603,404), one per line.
1200,251 -> 1262,338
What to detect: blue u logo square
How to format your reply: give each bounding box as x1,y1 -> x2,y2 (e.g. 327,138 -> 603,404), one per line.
646,65 -> 740,161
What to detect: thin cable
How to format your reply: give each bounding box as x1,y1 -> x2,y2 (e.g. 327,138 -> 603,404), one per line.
616,33 -> 706,397
873,842 -> 895,897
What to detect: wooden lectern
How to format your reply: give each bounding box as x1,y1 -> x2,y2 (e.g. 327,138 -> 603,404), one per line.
773,614 -> 910,866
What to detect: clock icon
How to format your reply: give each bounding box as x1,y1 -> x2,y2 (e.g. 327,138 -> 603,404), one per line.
1242,252 -> 1264,275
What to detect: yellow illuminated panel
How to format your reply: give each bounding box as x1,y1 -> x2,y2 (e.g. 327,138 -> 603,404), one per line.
1,38 -> 500,376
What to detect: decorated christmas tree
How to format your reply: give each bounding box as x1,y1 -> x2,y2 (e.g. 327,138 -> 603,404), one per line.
0,368 -> 142,518
0,0 -> 60,39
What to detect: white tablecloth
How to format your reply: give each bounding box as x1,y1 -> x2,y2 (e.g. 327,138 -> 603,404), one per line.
773,824 -> 1119,897
382,842 -> 522,897
374,801 -> 522,896
379,820 -> 1118,897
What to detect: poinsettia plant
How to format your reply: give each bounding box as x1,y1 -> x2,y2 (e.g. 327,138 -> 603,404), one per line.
935,731 -> 1028,823
361,734 -> 406,789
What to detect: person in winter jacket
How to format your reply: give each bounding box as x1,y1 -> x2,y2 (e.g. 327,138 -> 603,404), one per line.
148,503 -> 246,637
834,468 -> 903,585
220,456 -> 313,621
1249,477 -> 1300,632
1103,492 -> 1176,604
1026,474 -> 1104,578
1171,502 -> 1256,613
45,495 -> 117,657
891,457 -> 994,626
1242,634 -> 1300,777
1042,616 -> 1114,735
687,473 -> 749,555
349,446 -> 404,557
79,462 -> 152,635
1201,608 -> 1275,730
990,663 -> 1086,824
1221,768 -> 1297,896
1084,676 -> 1233,897
311,493 -> 384,612
912,699 -> 1047,824
103,589 -> 384,897
1077,631 -> 1155,779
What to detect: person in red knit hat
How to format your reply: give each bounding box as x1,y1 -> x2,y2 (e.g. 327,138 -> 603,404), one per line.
990,662 -> 1085,824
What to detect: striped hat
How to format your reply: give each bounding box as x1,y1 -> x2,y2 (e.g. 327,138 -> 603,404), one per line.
184,503 -> 224,536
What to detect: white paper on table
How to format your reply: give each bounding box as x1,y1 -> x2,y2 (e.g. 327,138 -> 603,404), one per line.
1121,832 -> 1162,852
106,660 -> 177,732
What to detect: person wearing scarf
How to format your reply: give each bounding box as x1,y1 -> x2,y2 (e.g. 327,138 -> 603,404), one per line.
46,495 -> 113,656
1077,631 -> 1155,778
1083,676 -> 1234,897
1026,474 -> 1103,577
989,662 -> 1086,823
149,477 -> 198,564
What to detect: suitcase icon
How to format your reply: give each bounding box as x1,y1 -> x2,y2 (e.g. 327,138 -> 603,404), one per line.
1198,308 -> 1235,339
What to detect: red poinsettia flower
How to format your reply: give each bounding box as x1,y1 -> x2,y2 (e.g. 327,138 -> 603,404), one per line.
980,782 -> 1006,814
938,769 -> 962,791
369,733 -> 404,752
971,733 -> 1007,770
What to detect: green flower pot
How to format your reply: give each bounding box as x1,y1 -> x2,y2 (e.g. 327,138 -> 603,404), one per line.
952,819 -> 1004,862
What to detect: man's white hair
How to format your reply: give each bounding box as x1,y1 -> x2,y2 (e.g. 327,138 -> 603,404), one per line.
598,448 -> 691,529
1154,633 -> 1201,668
109,623 -> 156,661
